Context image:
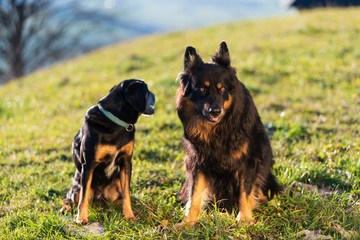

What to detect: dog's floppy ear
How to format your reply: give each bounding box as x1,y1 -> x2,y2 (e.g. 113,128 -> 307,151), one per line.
212,41 -> 231,67
125,81 -> 146,113
184,46 -> 203,73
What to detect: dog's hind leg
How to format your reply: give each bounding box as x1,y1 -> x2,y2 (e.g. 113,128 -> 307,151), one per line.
119,141 -> 136,220
60,170 -> 81,214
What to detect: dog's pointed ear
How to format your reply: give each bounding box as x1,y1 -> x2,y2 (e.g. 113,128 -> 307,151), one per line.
184,46 -> 203,72
212,41 -> 231,67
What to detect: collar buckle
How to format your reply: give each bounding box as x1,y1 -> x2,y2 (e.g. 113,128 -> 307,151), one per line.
126,124 -> 134,132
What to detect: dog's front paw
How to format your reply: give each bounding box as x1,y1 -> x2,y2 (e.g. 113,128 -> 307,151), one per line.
124,214 -> 136,221
236,211 -> 252,223
60,199 -> 73,214
75,215 -> 89,225
60,204 -> 72,214
123,207 -> 136,221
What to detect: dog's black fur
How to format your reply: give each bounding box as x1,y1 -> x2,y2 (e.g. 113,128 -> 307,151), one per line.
61,79 -> 155,224
175,42 -> 281,228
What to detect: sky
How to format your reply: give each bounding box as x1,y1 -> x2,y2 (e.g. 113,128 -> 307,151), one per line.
81,0 -> 295,43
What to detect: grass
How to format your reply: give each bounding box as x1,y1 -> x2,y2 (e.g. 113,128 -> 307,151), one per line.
1,7 -> 360,239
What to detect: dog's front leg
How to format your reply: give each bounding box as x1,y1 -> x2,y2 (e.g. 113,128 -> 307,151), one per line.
176,171 -> 209,229
119,141 -> 136,220
76,162 -> 95,225
236,177 -> 256,222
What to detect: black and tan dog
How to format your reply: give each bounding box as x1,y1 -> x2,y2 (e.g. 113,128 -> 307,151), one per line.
175,42 -> 281,228
61,79 -> 155,224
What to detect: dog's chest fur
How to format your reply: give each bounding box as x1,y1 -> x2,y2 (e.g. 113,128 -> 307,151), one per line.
95,140 -> 134,178
104,153 -> 119,178
95,145 -> 119,177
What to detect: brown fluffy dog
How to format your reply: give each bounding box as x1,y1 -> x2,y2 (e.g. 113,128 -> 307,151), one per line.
175,42 -> 281,228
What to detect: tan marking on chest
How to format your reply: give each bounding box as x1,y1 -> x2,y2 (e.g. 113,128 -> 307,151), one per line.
95,145 -> 118,162
186,118 -> 215,142
231,141 -> 248,159
179,97 -> 216,142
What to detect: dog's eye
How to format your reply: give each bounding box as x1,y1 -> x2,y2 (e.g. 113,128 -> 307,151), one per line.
200,87 -> 205,92
220,87 -> 225,92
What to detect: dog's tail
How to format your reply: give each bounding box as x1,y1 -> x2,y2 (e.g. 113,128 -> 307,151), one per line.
264,173 -> 282,198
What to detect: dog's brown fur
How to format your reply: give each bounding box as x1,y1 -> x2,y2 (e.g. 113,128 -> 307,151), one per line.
176,42 -> 281,228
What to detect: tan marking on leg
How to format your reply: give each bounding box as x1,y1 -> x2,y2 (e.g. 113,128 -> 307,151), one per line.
76,170 -> 94,224
120,141 -> 135,220
95,145 -> 117,162
176,172 -> 209,229
237,179 -> 255,222
120,169 -> 135,220
231,141 -> 248,159
223,94 -> 232,109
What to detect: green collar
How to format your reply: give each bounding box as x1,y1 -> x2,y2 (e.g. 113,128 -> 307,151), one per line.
98,104 -> 134,132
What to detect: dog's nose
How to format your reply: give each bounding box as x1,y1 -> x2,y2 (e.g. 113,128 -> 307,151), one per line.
209,107 -> 221,117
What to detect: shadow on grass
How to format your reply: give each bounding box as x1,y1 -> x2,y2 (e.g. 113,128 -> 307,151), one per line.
266,123 -> 339,142
296,169 -> 353,192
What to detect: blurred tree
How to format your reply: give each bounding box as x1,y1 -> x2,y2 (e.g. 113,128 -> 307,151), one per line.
0,0 -> 121,82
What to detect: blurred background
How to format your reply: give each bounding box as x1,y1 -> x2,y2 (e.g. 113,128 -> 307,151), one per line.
0,0 -> 292,83
0,0 -> 359,84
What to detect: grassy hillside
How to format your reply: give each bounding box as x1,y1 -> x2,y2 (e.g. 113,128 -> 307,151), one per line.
1,8 -> 360,239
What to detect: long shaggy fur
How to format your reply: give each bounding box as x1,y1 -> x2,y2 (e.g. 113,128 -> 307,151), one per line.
176,42 -> 281,217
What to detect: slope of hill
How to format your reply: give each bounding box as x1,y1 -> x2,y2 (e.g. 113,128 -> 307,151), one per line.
0,8 -> 359,239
